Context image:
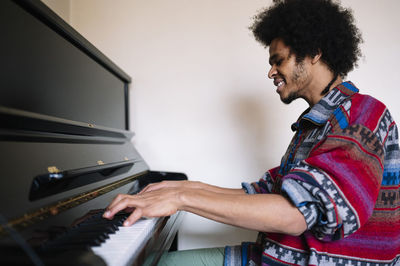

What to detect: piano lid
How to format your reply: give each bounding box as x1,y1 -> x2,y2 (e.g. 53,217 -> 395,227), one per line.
0,0 -> 131,131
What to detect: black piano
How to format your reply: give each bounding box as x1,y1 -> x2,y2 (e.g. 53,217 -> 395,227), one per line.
0,0 -> 187,265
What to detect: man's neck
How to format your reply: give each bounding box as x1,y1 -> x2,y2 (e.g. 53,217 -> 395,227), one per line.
306,65 -> 342,107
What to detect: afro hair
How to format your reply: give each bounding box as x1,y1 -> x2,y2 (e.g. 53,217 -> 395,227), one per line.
251,0 -> 363,77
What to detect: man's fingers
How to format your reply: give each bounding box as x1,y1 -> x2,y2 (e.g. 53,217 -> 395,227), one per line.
139,182 -> 165,194
102,189 -> 178,226
103,195 -> 132,219
104,194 -> 126,213
138,184 -> 153,194
123,208 -> 143,227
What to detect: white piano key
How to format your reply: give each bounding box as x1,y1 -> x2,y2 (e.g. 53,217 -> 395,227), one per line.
91,218 -> 158,266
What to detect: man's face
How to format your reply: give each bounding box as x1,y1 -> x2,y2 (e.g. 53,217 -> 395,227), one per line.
268,39 -> 311,104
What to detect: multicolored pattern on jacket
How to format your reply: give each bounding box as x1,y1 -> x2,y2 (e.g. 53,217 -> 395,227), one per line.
239,82 -> 400,265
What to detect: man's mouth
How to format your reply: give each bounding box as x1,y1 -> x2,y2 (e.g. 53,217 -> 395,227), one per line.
274,79 -> 286,93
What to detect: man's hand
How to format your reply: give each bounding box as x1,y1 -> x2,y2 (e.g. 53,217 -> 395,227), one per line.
103,187 -> 182,226
102,180 -> 244,227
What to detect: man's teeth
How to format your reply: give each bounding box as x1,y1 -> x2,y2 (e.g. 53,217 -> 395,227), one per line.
277,81 -> 284,87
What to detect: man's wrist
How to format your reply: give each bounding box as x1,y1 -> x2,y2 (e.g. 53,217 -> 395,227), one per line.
177,188 -> 192,211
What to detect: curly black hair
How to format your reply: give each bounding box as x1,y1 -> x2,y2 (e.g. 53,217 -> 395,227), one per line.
251,0 -> 363,78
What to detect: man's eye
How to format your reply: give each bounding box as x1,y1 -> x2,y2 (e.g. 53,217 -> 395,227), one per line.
276,60 -> 283,66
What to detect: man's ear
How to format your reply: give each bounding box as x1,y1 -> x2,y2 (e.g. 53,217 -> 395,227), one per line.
311,50 -> 322,64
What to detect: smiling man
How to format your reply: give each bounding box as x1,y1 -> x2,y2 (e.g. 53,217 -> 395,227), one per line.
267,38 -> 343,106
103,0 -> 400,265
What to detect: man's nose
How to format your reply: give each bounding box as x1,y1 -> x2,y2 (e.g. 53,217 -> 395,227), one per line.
268,66 -> 276,79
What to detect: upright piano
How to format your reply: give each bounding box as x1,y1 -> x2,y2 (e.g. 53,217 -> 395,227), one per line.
0,0 -> 187,265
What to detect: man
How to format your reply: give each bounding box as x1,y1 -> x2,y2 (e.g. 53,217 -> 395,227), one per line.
104,0 -> 400,265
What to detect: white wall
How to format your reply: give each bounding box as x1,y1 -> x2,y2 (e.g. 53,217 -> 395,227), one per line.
42,0 -> 400,250
41,0 -> 71,23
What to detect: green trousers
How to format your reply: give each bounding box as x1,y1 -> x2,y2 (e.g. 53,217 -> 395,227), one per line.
157,247 -> 225,266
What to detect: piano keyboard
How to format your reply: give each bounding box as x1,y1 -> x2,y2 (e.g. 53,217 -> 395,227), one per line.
91,217 -> 157,266
40,211 -> 158,266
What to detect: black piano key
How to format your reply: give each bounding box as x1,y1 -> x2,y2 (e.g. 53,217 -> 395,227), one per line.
44,235 -> 102,249
40,211 -> 132,255
69,223 -> 120,236
43,244 -> 92,252
61,233 -> 108,245
58,233 -> 107,242
76,217 -> 124,228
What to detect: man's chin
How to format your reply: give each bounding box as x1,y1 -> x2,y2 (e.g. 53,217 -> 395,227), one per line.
281,93 -> 298,105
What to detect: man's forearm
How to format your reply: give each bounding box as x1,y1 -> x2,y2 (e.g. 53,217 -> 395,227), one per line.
104,181 -> 306,236
194,181 -> 246,195
138,180 -> 245,195
179,189 -> 307,236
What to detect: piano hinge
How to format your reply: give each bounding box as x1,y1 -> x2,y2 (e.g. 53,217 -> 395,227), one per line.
47,166 -> 60,173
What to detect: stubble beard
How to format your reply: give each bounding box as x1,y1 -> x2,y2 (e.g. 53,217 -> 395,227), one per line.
281,61 -> 307,105
281,91 -> 299,104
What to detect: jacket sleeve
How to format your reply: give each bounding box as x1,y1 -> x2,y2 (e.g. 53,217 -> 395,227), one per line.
281,123 -> 384,241
241,166 -> 280,194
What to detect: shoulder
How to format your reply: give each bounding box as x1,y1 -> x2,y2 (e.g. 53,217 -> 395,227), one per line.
346,93 -> 397,150
348,93 -> 388,132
